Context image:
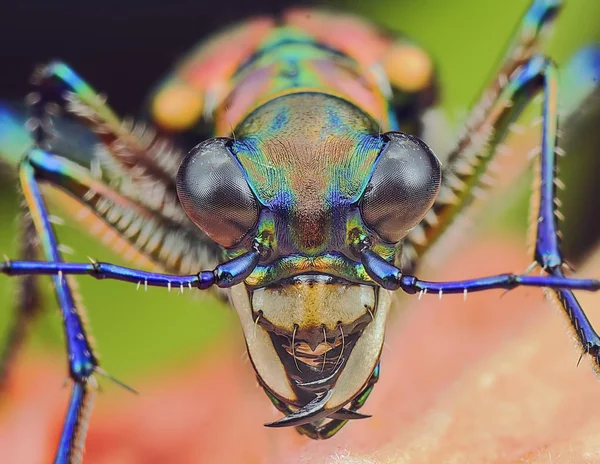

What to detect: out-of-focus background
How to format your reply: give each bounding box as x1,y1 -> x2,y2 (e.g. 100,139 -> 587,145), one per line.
0,1 -> 599,460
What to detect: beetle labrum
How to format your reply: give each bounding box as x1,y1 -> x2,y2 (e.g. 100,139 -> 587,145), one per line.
1,0 -> 600,461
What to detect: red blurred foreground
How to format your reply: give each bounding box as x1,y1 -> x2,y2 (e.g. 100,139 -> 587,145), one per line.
2,235 -> 600,463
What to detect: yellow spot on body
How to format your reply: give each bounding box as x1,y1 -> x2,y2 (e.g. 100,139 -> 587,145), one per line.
152,84 -> 204,131
383,43 -> 433,93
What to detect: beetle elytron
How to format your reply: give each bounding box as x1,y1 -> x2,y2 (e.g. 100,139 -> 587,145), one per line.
1,0 -> 600,461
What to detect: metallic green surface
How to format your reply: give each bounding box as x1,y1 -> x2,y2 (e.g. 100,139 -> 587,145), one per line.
233,94 -> 383,259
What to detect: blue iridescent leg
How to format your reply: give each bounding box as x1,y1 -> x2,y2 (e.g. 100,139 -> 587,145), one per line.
19,159 -> 97,464
361,248 -> 600,293
1,246 -> 259,289
1,149 -> 259,289
0,150 -> 260,291
54,381 -> 94,464
402,0 -> 568,267
0,61 -> 235,462
10,59 -> 256,458
364,54 -> 600,366
7,153 -> 258,463
24,62 -> 221,273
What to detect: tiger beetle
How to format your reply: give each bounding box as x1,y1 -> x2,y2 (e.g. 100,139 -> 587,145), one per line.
1,0 -> 600,461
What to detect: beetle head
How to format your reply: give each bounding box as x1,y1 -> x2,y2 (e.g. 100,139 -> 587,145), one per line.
175,93 -> 440,435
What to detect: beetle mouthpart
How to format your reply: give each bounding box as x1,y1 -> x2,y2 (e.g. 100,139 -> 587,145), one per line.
228,277 -> 392,428
250,275 -> 376,379
262,317 -> 370,373
250,275 -> 377,333
265,389 -> 334,428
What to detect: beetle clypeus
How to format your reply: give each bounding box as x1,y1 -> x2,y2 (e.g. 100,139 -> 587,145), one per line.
1,0 -> 600,462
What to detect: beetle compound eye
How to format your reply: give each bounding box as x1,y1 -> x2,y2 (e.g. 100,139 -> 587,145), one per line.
361,132 -> 441,243
176,138 -> 259,248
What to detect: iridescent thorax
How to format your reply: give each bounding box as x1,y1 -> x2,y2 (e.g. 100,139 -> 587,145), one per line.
215,27 -> 392,135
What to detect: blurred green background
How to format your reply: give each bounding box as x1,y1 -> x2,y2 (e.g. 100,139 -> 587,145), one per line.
0,0 -> 599,384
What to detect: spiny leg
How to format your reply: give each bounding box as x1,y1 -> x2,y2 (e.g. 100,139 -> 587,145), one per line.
22,147 -> 219,274
19,159 -> 97,464
477,0 -> 561,108
0,64 -> 224,459
30,61 -> 183,177
366,53 -> 600,367
463,54 -> 600,366
391,0 -> 600,369
404,0 -> 563,260
0,209 -> 42,390
0,95 -> 223,461
2,150 -> 260,291
29,62 -> 191,228
1,147 -> 238,463
25,62 -> 221,273
8,62 -> 197,462
531,70 -> 600,364
1,139 -> 253,461
55,380 -> 96,464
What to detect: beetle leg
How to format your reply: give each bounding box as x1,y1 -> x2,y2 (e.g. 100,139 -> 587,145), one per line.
23,147 -> 219,274
422,54 -> 564,256
1,246 -> 260,290
0,66 -> 217,461
367,54 -> 600,369
19,158 -> 98,464
1,152 -> 259,289
0,139 -> 228,460
406,48 -> 600,264
30,62 -> 188,223
406,0 -> 564,261
0,149 -> 258,290
0,210 -> 42,390
1,91 -> 221,460
479,0 -> 562,109
1,64 -> 222,274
